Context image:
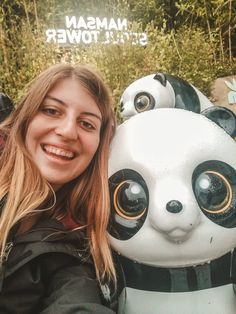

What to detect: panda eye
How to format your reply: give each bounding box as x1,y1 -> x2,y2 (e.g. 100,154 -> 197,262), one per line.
194,171 -> 232,214
134,92 -> 155,113
113,180 -> 148,219
136,95 -> 151,112
109,169 -> 149,240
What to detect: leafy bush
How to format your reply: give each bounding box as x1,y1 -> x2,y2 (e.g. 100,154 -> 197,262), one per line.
0,0 -> 235,120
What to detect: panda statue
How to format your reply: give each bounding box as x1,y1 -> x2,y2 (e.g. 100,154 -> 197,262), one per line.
120,73 -> 214,120
108,106 -> 236,313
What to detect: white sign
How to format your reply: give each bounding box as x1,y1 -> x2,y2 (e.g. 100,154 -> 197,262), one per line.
46,16 -> 147,46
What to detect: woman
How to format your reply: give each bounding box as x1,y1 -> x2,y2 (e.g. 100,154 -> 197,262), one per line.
0,63 -> 116,313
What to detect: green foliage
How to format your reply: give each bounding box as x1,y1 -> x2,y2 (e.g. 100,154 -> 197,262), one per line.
0,0 -> 235,120
176,0 -> 236,62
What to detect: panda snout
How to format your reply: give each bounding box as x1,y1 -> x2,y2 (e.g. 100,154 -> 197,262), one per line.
166,200 -> 183,213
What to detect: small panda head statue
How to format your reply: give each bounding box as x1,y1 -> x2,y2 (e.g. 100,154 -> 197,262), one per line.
120,73 -> 213,120
108,106 -> 236,267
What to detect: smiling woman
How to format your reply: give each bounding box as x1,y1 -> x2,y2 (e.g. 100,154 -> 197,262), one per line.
26,78 -> 102,190
0,64 -> 116,313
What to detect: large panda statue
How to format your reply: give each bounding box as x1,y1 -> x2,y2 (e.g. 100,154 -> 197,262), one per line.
120,73 -> 214,120
108,106 -> 236,313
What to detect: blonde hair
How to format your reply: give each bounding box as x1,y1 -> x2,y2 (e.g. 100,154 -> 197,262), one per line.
0,63 -> 116,282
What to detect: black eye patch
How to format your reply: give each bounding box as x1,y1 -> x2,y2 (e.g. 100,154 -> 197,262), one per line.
109,169 -> 149,240
192,160 -> 236,228
134,92 -> 155,113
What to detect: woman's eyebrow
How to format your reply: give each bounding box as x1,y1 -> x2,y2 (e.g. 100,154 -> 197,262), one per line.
82,111 -> 102,121
45,95 -> 65,105
45,95 -> 102,121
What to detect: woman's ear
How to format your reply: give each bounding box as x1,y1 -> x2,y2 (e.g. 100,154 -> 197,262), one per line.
201,106 -> 236,138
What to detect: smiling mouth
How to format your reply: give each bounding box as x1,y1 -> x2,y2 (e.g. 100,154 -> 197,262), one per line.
42,144 -> 75,160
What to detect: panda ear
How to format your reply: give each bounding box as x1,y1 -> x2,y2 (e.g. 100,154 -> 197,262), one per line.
201,106 -> 236,138
153,73 -> 167,87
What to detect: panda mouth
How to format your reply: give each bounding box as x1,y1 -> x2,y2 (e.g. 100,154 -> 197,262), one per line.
165,229 -> 191,243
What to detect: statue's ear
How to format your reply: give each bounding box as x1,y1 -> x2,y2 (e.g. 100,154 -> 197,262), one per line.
201,106 -> 236,138
153,73 -> 167,87
0,92 -> 14,122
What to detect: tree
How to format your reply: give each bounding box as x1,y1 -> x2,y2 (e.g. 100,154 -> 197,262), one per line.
0,0 -> 235,117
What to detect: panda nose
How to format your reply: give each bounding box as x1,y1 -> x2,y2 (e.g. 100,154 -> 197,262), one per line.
166,200 -> 183,213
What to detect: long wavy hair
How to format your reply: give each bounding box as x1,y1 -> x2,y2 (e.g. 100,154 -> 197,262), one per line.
0,63 -> 116,282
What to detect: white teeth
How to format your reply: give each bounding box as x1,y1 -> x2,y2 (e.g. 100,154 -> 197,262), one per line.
44,145 -> 74,159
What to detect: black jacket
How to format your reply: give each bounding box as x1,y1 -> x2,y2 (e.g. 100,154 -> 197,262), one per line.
0,218 -> 115,314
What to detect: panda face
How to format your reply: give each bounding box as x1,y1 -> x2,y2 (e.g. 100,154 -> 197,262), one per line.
108,109 -> 236,267
120,74 -> 175,120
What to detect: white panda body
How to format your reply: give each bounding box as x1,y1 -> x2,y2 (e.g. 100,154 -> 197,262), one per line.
108,108 -> 236,313
118,285 -> 236,314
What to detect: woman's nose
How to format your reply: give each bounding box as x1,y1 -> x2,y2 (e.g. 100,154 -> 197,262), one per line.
55,117 -> 78,140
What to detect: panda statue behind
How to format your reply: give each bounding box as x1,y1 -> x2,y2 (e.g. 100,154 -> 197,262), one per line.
108,107 -> 236,314
120,73 -> 214,120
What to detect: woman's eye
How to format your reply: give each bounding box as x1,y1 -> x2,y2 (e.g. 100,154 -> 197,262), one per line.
42,107 -> 59,116
79,121 -> 95,130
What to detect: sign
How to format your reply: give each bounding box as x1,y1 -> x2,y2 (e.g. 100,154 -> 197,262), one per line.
210,75 -> 236,113
46,16 -> 147,46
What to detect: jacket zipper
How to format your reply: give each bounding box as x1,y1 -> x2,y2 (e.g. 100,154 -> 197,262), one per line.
1,242 -> 14,263
0,241 -> 13,291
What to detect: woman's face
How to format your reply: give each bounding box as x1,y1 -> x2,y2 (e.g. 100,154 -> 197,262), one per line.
26,77 -> 102,190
